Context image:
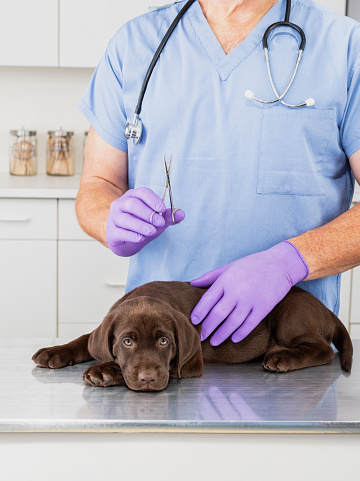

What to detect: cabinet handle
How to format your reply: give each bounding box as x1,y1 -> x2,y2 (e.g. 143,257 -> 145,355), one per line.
106,281 -> 126,288
0,217 -> 31,222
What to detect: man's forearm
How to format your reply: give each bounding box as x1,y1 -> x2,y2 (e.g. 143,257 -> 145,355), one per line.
289,202 -> 360,281
75,177 -> 124,247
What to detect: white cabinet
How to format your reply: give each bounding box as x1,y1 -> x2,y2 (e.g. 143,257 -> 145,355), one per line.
0,198 -> 57,239
58,197 -> 91,240
59,0 -> 168,68
0,1 -> 348,68
58,241 -> 128,334
0,0 -> 169,68
0,197 -> 129,338
351,324 -> 360,338
57,199 -> 129,336
0,198 -> 57,337
0,241 -> 57,337
0,0 -> 58,67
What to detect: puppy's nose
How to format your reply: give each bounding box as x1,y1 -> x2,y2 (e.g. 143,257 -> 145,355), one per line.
138,372 -> 156,384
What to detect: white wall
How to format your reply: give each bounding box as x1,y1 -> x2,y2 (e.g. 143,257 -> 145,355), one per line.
0,67 -> 93,174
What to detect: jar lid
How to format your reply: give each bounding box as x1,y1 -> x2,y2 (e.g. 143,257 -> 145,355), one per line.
48,130 -> 74,137
10,129 -> 37,137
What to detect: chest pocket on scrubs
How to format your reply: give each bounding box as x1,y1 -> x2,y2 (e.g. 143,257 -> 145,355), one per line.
257,108 -> 335,196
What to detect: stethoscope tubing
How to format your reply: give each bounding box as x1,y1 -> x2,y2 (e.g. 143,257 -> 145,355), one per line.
126,0 -> 313,145
262,20 -> 306,50
135,0 -> 197,116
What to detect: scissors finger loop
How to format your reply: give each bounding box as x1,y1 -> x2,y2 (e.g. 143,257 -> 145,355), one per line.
150,211 -> 157,226
172,208 -> 181,224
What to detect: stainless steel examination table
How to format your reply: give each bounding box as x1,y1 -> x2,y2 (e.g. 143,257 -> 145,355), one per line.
0,339 -> 359,481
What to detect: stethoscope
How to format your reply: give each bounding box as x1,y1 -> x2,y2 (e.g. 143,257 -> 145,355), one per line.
125,0 -> 315,145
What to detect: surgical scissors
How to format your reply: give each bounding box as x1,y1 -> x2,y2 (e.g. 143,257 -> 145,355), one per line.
162,154 -> 180,224
150,155 -> 180,226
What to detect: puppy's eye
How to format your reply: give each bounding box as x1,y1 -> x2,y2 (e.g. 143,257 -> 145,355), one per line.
159,338 -> 168,346
123,339 -> 133,347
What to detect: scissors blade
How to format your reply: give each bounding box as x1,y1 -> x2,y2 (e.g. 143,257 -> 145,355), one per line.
163,155 -> 175,217
162,154 -> 171,201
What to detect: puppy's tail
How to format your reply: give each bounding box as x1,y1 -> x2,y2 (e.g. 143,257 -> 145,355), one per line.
332,315 -> 353,372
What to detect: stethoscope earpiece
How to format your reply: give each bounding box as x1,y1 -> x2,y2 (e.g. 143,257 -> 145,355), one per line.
244,90 -> 315,108
245,90 -> 255,100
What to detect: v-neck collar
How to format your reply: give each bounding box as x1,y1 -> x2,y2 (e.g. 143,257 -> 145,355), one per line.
187,0 -> 288,81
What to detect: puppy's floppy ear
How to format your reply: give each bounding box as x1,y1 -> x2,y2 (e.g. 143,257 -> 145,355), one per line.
87,291 -> 134,362
88,313 -> 115,362
173,312 -> 203,379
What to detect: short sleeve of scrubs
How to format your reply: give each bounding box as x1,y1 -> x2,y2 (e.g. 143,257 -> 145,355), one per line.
78,30 -> 128,152
341,55 -> 360,159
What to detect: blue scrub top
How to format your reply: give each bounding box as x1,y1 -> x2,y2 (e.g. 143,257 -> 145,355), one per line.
79,0 -> 360,315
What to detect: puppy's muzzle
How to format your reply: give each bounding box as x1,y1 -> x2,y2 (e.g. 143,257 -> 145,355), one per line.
125,366 -> 170,391
139,370 -> 156,385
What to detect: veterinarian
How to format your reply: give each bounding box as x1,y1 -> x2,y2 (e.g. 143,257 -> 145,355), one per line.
77,0 -> 360,346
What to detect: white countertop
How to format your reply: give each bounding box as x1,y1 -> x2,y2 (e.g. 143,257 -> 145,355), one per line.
0,173 -> 81,199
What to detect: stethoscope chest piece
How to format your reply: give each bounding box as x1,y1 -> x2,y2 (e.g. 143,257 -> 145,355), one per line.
125,114 -> 143,145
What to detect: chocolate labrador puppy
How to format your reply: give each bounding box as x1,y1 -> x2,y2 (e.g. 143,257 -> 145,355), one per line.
32,281 -> 353,391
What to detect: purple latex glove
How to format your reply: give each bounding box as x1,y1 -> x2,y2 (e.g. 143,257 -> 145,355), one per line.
190,241 -> 309,346
106,187 -> 185,257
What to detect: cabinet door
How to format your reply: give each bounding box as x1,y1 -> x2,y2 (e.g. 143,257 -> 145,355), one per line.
0,0 -> 58,67
60,0 -> 145,68
58,199 -> 91,240
0,240 -> 57,337
350,324 -> 360,339
58,322 -> 99,338
58,240 -> 129,326
0,198 -> 57,240
60,0 -> 174,67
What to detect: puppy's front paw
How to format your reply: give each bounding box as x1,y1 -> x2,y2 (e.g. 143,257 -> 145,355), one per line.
32,346 -> 76,369
83,362 -> 124,387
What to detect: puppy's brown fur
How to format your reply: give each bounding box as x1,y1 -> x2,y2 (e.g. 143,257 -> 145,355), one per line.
32,281 -> 353,391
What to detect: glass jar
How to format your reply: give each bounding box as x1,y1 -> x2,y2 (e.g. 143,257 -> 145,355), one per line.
47,130 -> 74,176
9,129 -> 37,176
83,131 -> 88,164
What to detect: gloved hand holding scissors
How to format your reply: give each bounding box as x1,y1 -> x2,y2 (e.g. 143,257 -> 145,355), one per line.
106,156 -> 184,257
190,241 -> 309,346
